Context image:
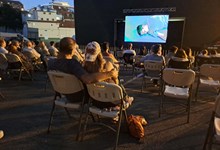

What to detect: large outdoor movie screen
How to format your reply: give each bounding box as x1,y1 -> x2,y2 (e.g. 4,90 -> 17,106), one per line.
124,15 -> 169,43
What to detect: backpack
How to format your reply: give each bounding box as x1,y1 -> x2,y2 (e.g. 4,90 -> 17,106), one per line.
127,115 -> 147,139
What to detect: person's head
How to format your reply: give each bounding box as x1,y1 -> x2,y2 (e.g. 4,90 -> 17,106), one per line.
137,24 -> 149,36
174,49 -> 188,59
11,40 -> 20,48
31,41 -> 36,48
84,41 -> 104,73
128,43 -> 133,49
59,37 -> 76,55
25,41 -> 33,48
50,41 -> 55,46
151,44 -> 162,55
0,38 -> 6,48
139,45 -> 147,55
102,42 -> 109,52
169,45 -> 178,53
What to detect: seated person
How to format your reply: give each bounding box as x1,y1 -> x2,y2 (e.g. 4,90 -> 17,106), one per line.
123,43 -> 136,64
101,42 -> 119,69
0,38 -> 8,54
167,49 -> 191,69
165,45 -> 178,64
48,41 -> 59,57
8,40 -> 33,72
72,43 -> 84,64
48,37 -> 118,104
140,44 -> 165,64
23,41 -> 41,61
84,41 -> 133,110
185,47 -> 195,64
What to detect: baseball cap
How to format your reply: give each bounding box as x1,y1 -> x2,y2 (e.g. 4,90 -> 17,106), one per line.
85,41 -> 101,62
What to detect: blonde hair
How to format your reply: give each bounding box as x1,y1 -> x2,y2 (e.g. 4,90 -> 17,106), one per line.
84,53 -> 105,73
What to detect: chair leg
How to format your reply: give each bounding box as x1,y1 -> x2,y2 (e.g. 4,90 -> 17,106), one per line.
80,100 -> 91,141
76,105 -> 85,141
187,97 -> 191,123
47,102 -> 56,133
141,77 -> 145,93
159,93 -> 164,118
18,69 -> 22,81
114,104 -> 123,150
195,78 -> 200,102
64,108 -> 72,118
203,113 -> 215,150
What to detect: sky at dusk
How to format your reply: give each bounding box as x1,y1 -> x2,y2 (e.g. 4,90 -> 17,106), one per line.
17,0 -> 74,10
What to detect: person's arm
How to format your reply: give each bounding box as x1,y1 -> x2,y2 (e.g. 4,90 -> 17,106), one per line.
80,69 -> 118,84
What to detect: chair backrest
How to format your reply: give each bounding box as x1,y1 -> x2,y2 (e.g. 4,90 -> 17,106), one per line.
86,82 -> 123,103
116,51 -> 123,58
163,68 -> 195,87
22,51 -> 36,60
123,53 -> 134,64
0,53 -> 8,70
5,53 -> 21,63
200,64 -> 220,81
47,70 -> 84,94
144,60 -> 164,77
215,94 -> 220,118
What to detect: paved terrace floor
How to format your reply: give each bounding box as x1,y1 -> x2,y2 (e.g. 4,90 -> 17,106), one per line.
0,69 -> 219,150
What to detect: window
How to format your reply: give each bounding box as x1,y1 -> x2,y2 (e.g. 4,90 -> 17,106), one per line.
47,18 -> 49,21
43,12 -> 46,14
41,18 -> 43,20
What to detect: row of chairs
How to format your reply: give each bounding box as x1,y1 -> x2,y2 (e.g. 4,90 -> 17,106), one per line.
0,53 -> 32,80
47,70 -> 128,150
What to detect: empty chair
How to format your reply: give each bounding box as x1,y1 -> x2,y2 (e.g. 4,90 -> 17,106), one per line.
81,82 -> 128,150
203,94 -> 220,150
159,68 -> 195,123
195,64 -> 220,102
47,70 -> 86,140
141,60 -> 164,93
5,53 -> 31,80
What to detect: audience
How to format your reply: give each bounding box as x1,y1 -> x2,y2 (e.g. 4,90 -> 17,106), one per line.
48,37 -> 118,103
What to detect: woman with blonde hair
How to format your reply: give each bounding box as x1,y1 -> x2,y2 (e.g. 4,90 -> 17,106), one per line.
84,41 -> 133,109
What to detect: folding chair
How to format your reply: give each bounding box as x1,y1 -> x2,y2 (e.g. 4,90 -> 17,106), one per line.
0,53 -> 8,72
22,50 -> 43,70
81,82 -> 128,150
159,68 -> 195,123
123,53 -> 135,73
141,60 -> 164,94
203,94 -> 220,150
5,53 -> 32,80
47,70 -> 86,140
195,64 -> 220,102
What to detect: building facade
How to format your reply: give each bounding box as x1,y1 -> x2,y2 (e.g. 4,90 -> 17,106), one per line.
22,1 -> 75,42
